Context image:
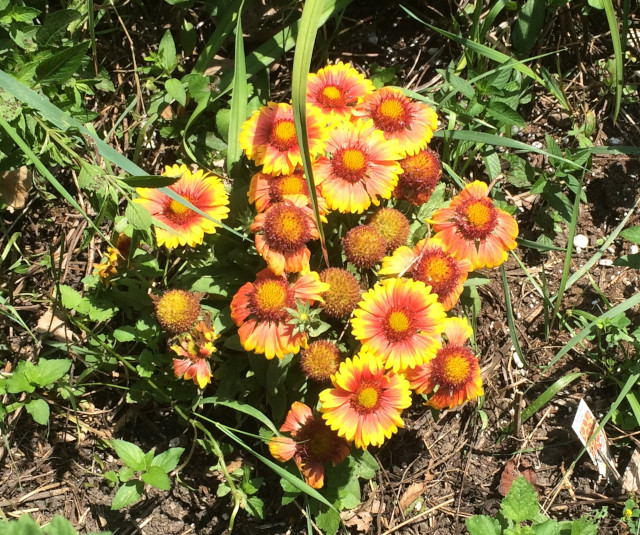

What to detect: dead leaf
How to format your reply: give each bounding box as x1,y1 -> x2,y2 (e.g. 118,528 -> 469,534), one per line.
399,481 -> 425,510
498,458 -> 538,496
623,449 -> 640,493
341,510 -> 373,532
36,308 -> 77,343
0,166 -> 32,212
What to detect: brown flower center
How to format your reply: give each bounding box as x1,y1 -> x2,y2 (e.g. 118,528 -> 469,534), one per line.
455,196 -> 498,240
249,279 -> 293,322
331,147 -> 369,183
373,96 -> 409,132
262,203 -> 312,253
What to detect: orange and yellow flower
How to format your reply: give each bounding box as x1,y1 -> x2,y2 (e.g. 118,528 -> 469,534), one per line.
248,169 -> 327,215
307,61 -> 374,121
319,351 -> 412,449
351,278 -> 446,373
430,181 -> 518,269
230,269 -> 329,359
134,164 -> 229,249
171,319 -> 220,389
405,317 -> 483,410
269,402 -> 350,488
313,119 -> 403,213
239,102 -> 328,175
353,87 -> 437,156
250,198 -> 320,276
379,237 -> 472,311
395,147 -> 442,205
94,234 -> 132,286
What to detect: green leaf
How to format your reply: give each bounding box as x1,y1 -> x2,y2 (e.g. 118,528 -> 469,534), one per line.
125,202 -> 152,231
621,226 -> 640,244
6,362 -> 35,394
532,519 -> 560,535
165,78 -> 186,106
486,102 -> 526,128
44,515 -> 86,535
29,358 -> 72,387
512,0 -> 546,54
141,465 -> 171,491
246,495 -> 264,519
0,5 -> 40,23
36,43 -> 88,84
111,439 -> 146,471
158,30 -> 177,73
351,449 -> 378,480
614,254 -> 640,268
59,284 -> 91,314
215,108 -> 231,143
25,398 -> 50,425
151,447 -> 184,472
314,505 -> 341,535
280,476 -> 301,505
520,372 -> 584,425
121,174 -> 181,188
37,9 -> 81,46
227,4 -> 248,176
483,149 -> 502,180
466,515 -> 502,535
111,480 -> 144,510
501,476 -> 540,523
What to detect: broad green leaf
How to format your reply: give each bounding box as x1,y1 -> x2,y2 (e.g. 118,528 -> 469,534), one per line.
483,149 -> 501,180
314,505 -> 341,535
36,43 -> 88,84
29,358 -> 72,387
466,515 -> 502,535
279,476 -> 301,505
486,102 -> 526,128
6,362 -> 35,394
111,439 -> 146,471
25,398 -> 50,425
351,449 -> 378,479
111,480 -> 144,510
512,0 -> 546,54
165,78 -> 186,106
246,495 -> 264,519
125,202 -> 152,231
614,254 -> 640,268
532,519 -> 560,535
151,447 -> 184,472
141,466 -> 171,491
37,9 -> 81,46
45,515 -> 86,535
588,0 -> 604,7
158,30 -> 177,73
0,5 -> 40,24
59,284 -> 91,314
501,476 -> 540,523
621,226 -> 640,244
215,108 -> 231,143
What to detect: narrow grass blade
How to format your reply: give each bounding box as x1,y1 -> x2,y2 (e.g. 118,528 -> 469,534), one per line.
549,171 -> 584,331
602,0 -> 623,123
542,291 -> 640,376
291,0 -> 329,266
87,0 -> 98,76
199,397 -> 279,435
500,265 -> 527,368
400,5 -> 570,110
0,294 -> 37,342
521,372 -> 584,424
227,1 -> 247,177
517,238 -> 566,252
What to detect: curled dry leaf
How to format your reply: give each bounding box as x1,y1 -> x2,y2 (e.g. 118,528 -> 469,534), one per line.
0,166 -> 32,212
498,457 -> 538,496
399,481 -> 426,511
36,308 -> 77,343
340,499 -> 381,533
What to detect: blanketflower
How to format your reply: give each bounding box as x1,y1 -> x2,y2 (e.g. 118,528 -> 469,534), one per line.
134,164 -> 230,249
378,237 -> 472,311
171,319 -> 220,389
319,268 -> 361,319
230,269 -> 329,359
248,169 -> 327,215
343,225 -> 387,269
319,351 -> 412,449
351,278 -> 446,373
307,61 -> 374,121
239,102 -> 328,175
405,317 -> 483,410
395,147 -> 442,205
430,181 -> 518,269
250,198 -> 320,276
269,402 -> 350,488
94,247 -> 119,285
353,87 -> 437,156
367,207 -> 410,252
313,119 -> 403,213
300,340 -> 342,382
152,289 -> 201,335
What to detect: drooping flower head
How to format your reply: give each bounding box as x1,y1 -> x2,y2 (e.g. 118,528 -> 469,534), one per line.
430,181 -> 518,269
239,102 -> 328,175
405,317 -> 483,410
300,340 -> 342,382
343,225 -> 387,269
313,119 -> 403,213
152,289 -> 201,335
307,61 -> 374,121
319,268 -> 361,319
135,164 -> 230,249
351,278 -> 446,373
379,237 -> 472,311
250,198 -> 320,275
367,207 -> 410,252
230,269 -> 329,359
353,87 -> 437,157
269,402 -> 350,488
93,234 -> 132,286
319,351 -> 412,449
248,169 -> 327,215
171,318 -> 220,389
395,147 -> 442,205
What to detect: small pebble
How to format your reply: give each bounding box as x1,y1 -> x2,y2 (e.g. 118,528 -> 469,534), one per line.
599,259 -> 613,266
513,352 -> 524,369
573,234 -> 588,250
631,244 -> 639,255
